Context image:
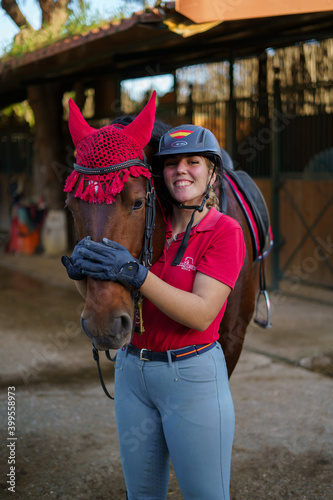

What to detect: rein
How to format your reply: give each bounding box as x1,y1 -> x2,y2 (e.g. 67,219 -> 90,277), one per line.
74,158 -> 156,400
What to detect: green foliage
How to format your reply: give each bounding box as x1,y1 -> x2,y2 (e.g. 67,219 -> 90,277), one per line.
0,101 -> 35,128
1,0 -> 136,60
64,0 -> 126,36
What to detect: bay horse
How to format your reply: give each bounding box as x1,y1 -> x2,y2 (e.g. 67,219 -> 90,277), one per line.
64,93 -> 261,377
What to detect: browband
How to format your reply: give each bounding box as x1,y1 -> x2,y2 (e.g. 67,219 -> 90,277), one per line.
73,159 -> 150,175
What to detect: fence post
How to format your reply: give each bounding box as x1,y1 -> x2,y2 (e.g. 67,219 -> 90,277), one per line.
271,70 -> 282,290
225,54 -> 236,158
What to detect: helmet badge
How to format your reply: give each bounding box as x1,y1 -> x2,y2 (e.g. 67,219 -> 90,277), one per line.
168,129 -> 194,138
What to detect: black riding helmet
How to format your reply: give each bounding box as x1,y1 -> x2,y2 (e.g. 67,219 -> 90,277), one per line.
155,124 -> 223,171
155,125 -> 223,266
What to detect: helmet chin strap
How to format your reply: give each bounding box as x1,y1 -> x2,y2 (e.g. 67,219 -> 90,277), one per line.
171,166 -> 216,266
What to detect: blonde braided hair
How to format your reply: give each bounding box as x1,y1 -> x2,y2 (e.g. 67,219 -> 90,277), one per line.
205,158 -> 220,210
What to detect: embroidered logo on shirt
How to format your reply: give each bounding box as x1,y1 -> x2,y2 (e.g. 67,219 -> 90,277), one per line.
178,257 -> 196,272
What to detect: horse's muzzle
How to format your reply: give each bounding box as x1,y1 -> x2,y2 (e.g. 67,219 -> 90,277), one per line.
80,313 -> 132,350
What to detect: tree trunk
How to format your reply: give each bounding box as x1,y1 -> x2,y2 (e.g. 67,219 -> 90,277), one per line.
28,82 -> 65,210
1,0 -> 32,29
39,0 -> 71,24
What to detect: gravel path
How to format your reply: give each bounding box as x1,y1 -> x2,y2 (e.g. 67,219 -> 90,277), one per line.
0,261 -> 332,499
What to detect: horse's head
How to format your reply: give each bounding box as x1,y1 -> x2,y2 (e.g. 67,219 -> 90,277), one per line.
65,175 -> 166,350
64,92 -> 165,350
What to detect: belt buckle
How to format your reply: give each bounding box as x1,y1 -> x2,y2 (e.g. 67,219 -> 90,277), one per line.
140,348 -> 151,361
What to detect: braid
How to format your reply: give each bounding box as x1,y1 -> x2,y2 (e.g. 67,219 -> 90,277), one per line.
205,159 -> 220,210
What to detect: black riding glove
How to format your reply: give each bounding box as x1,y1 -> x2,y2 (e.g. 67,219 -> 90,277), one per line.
76,238 -> 148,289
61,237 -> 90,280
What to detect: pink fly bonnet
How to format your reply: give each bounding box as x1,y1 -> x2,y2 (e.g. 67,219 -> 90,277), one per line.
64,91 -> 156,204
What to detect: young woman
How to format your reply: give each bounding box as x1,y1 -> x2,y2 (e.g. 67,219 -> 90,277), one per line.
66,125 -> 245,500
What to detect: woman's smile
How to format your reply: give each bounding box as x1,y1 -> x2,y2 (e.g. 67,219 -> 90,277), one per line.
174,180 -> 193,188
163,154 -> 212,206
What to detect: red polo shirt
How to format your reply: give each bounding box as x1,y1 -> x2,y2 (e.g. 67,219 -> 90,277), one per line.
132,207 -> 246,351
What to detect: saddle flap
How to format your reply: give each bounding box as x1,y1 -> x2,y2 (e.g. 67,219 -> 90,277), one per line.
222,166 -> 273,260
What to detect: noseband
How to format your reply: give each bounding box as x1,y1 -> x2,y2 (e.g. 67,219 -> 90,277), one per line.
73,158 -> 156,400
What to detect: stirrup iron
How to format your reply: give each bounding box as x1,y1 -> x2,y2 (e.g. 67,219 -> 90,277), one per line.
254,259 -> 272,329
254,288 -> 272,328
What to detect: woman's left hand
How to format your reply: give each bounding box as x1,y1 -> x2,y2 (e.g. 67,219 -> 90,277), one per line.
74,237 -> 148,288
61,237 -> 90,280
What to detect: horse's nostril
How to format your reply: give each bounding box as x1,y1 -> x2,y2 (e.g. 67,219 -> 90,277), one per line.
120,313 -> 132,335
81,317 -> 92,338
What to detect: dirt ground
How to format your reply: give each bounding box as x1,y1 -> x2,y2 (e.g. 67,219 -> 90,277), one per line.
0,253 -> 332,500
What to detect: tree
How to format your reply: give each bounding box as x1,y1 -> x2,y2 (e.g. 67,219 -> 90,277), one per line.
1,0 -> 73,29
1,0 -> 33,28
1,1 -> 75,210
1,1 -> 145,251
0,1 -> 80,254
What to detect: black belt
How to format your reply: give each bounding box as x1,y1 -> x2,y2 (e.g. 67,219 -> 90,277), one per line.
127,342 -> 215,362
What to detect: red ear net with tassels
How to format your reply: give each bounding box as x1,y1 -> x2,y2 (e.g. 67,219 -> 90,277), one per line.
64,91 -> 157,204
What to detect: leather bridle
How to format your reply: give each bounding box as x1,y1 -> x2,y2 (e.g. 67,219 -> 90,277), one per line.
73,159 -> 156,271
73,158 -> 156,400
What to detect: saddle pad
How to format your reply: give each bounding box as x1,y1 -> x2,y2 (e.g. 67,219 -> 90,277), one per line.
223,167 -> 273,261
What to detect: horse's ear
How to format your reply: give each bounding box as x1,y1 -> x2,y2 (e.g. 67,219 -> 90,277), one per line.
124,91 -> 156,148
68,98 -> 96,146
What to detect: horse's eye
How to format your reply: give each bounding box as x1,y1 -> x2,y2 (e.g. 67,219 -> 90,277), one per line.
132,200 -> 144,211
